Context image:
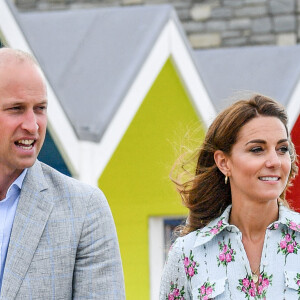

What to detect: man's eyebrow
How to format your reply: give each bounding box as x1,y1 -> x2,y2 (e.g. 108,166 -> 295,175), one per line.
3,100 -> 48,106
36,100 -> 48,105
245,139 -> 288,145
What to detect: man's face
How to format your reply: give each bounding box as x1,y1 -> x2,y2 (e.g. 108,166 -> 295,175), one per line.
0,60 -> 47,178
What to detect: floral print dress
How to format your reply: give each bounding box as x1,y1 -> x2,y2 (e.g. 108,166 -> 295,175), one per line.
159,204 -> 300,300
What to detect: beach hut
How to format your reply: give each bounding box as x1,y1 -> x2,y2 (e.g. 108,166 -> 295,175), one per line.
0,2 -> 215,298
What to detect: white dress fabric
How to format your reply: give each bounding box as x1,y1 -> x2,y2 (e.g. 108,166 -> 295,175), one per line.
160,203 -> 300,300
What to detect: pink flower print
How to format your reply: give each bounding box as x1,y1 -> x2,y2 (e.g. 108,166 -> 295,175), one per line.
242,278 -> 250,288
198,282 -> 216,300
183,257 -> 189,267
219,253 -> 225,261
269,223 -> 279,230
225,253 -> 232,262
210,228 -> 219,234
167,281 -> 186,300
290,221 -> 297,230
173,289 -> 180,296
187,267 -> 194,277
182,250 -> 199,280
217,239 -> 236,267
206,286 -> 213,295
257,285 -> 263,295
200,286 -> 206,295
249,288 -> 256,297
285,233 -> 292,242
286,218 -> 300,232
262,278 -> 269,288
201,217 -> 226,237
238,272 -> 272,299
280,240 -> 287,249
278,228 -> 300,263
294,273 -> 300,296
287,244 -> 294,253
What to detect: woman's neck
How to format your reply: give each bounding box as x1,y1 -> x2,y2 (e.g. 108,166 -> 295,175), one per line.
229,199 -> 279,241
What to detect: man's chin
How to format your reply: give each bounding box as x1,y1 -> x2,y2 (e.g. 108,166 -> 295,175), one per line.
16,157 -> 37,170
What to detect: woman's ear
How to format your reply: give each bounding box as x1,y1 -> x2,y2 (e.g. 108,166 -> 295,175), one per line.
214,150 -> 231,176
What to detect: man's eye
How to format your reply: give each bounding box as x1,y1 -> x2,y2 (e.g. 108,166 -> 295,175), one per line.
250,147 -> 263,153
9,106 -> 21,111
36,106 -> 47,111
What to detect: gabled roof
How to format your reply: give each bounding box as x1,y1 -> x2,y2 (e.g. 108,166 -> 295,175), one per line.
11,3 -> 181,142
194,45 -> 300,114
2,1 -> 214,184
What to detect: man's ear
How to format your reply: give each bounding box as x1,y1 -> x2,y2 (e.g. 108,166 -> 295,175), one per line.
214,150 -> 231,176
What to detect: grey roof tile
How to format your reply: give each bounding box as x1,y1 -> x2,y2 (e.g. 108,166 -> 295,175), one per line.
194,45 -> 300,112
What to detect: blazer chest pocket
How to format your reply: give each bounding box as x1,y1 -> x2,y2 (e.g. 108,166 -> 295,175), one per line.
284,270 -> 300,296
192,277 -> 227,299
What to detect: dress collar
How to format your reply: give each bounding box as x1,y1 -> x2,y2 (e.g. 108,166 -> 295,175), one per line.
194,205 -> 233,247
267,202 -> 300,232
194,202 -> 300,248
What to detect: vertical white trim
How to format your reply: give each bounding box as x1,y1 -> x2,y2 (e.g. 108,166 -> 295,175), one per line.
149,217 -> 165,300
169,20 -> 216,128
287,83 -> 300,131
93,22 -> 171,180
0,1 -> 80,177
77,141 -> 99,186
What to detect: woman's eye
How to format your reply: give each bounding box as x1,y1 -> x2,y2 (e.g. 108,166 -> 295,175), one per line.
278,146 -> 289,154
250,147 -> 263,153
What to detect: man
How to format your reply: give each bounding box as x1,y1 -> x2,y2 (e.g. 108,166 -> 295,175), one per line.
0,48 -> 125,299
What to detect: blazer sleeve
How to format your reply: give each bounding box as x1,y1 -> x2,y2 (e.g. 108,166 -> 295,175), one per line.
159,239 -> 192,300
72,188 -> 125,299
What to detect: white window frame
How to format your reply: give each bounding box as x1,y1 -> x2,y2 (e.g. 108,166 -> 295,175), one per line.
148,215 -> 186,300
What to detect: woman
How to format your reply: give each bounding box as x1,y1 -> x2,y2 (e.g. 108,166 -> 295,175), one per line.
160,94 -> 300,299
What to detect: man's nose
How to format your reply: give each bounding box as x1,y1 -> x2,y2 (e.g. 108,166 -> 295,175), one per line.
21,110 -> 39,134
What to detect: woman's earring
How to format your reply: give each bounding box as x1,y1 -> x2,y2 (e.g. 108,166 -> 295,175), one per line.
225,175 -> 228,185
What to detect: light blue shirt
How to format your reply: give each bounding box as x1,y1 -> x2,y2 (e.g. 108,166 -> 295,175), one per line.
0,169 -> 27,291
160,203 -> 300,299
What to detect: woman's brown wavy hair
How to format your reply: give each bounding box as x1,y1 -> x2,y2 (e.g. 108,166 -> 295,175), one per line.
173,94 -> 298,236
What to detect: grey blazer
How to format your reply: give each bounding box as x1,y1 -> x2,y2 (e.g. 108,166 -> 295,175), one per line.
0,161 -> 125,299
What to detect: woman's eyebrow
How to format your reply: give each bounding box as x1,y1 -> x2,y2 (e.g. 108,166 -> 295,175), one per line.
246,139 -> 265,145
245,138 -> 288,146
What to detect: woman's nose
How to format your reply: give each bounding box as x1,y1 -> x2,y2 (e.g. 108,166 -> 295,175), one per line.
265,150 -> 281,168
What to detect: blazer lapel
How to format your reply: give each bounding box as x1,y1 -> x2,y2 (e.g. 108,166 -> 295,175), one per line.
0,161 -> 54,299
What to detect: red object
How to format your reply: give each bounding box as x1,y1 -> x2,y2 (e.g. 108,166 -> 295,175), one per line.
287,114 -> 300,212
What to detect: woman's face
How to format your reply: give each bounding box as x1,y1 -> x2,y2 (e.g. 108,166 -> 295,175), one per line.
227,116 -> 291,204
